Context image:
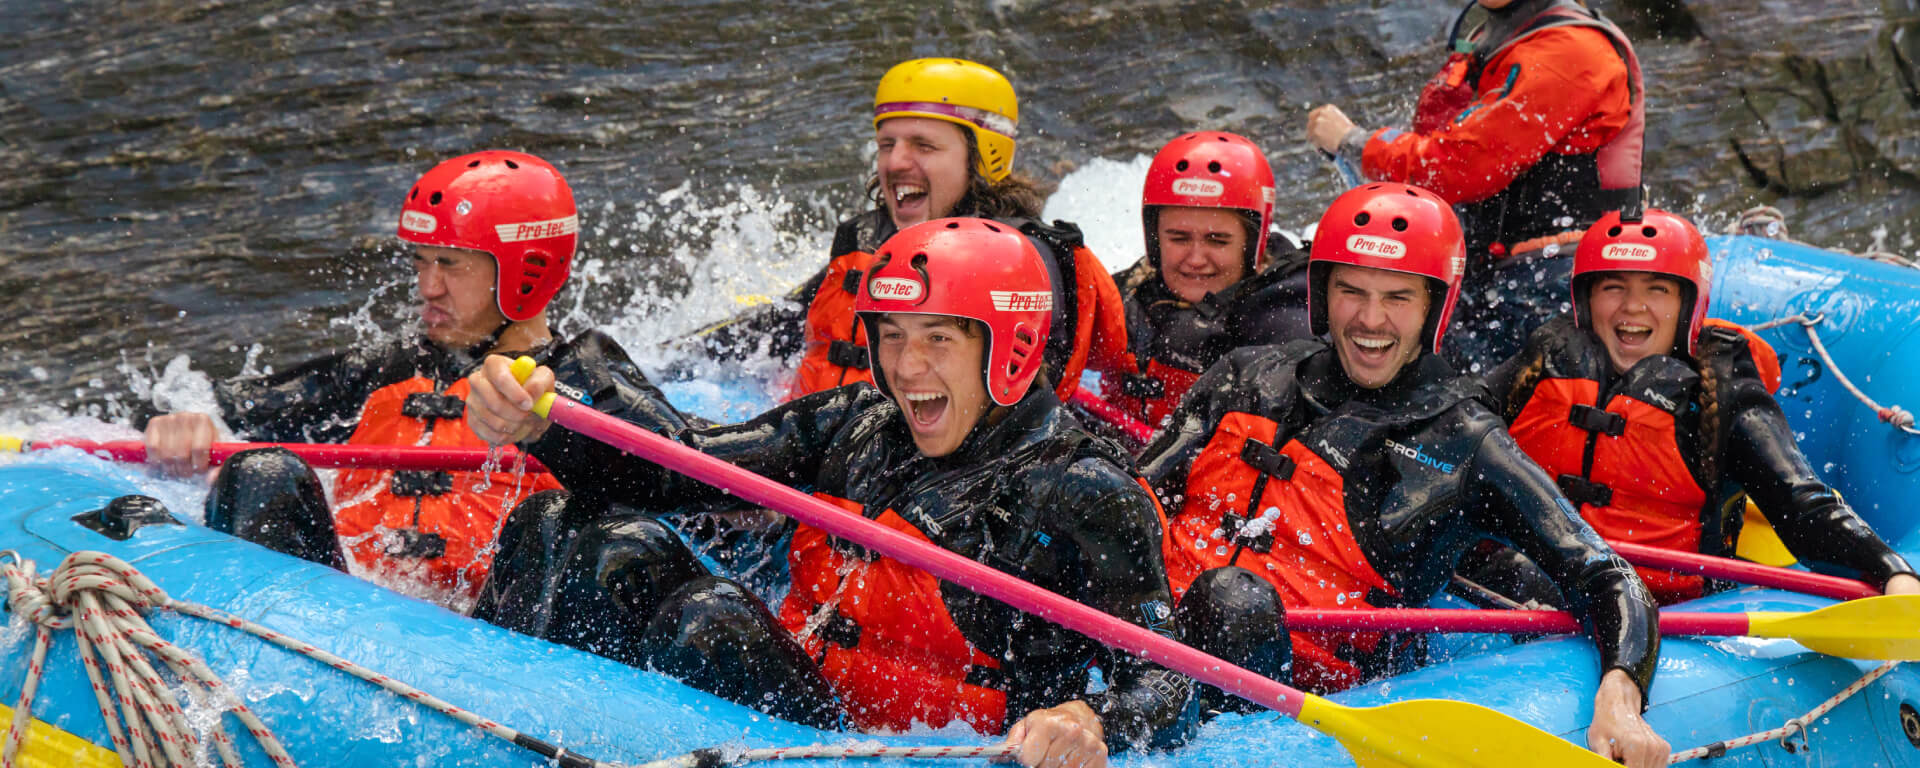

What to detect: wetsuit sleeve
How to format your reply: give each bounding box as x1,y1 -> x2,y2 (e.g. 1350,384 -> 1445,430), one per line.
1137,349 -> 1258,505
1725,392 -> 1914,588
1463,426 -> 1660,697
524,331 -> 704,508
1054,461 -> 1194,751
1361,27 -> 1631,204
210,342 -> 414,444
526,382 -> 884,513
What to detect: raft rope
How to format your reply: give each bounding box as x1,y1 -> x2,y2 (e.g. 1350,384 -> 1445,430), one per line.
1668,661 -> 1899,763
1747,312 -> 1920,436
633,743 -> 1017,768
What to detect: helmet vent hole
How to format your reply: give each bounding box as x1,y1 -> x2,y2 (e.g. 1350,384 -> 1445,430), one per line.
1365,184 -> 1383,191
945,221 -> 961,229
1207,161 -> 1222,173
1354,212 -> 1371,226
1391,217 -> 1409,231
1405,189 -> 1419,197
526,255 -> 548,268
409,187 -> 419,200
1215,136 -> 1227,142
504,159 -> 519,170
429,192 -> 443,206
1607,226 -> 1623,237
1642,226 -> 1657,237
1175,160 -> 1190,172
983,222 -> 1002,233
519,285 -> 534,295
467,160 -> 480,168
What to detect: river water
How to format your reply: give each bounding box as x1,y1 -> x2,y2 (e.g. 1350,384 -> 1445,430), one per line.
4,0 -> 1919,420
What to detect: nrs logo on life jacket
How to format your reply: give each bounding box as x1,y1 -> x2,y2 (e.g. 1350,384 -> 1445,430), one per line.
1346,234 -> 1407,259
990,290 -> 1052,312
868,276 -> 925,302
400,210 -> 438,234
1601,243 -> 1658,262
494,215 -> 579,243
1171,178 -> 1225,198
1384,438 -> 1456,474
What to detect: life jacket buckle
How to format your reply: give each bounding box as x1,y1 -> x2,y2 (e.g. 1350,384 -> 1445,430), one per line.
963,664 -> 1009,691
1120,373 -> 1165,399
842,268 -> 865,294
1239,441 -> 1296,481
390,470 -> 454,497
385,528 -> 447,559
826,340 -> 871,370
1568,404 -> 1627,437
1556,474 -> 1614,507
401,392 -> 466,421
819,609 -> 863,648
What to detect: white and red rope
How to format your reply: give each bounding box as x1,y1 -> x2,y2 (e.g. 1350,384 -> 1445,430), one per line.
1747,312 -> 1918,435
1669,661 -> 1898,763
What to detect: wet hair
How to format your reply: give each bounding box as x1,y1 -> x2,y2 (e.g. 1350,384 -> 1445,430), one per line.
864,130 -> 1049,221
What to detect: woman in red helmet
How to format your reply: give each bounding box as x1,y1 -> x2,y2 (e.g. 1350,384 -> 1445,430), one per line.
140,150 -> 680,606
1136,183 -> 1667,766
1489,208 -> 1919,605
1106,132 -> 1311,429
465,218 -> 1191,766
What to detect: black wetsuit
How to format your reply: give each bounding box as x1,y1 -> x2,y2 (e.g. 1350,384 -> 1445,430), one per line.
1138,341 -> 1661,697
1486,317 -> 1914,594
479,382 -> 1195,750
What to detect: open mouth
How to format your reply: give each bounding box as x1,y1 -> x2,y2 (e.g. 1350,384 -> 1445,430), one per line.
1614,323 -> 1653,347
902,390 -> 949,428
892,183 -> 927,211
1347,334 -> 1396,363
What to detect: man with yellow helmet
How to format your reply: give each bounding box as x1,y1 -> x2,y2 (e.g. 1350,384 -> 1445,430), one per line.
780,58 -> 1130,401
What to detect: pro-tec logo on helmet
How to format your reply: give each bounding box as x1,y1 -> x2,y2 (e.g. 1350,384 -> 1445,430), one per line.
869,276 -> 925,302
1171,178 -> 1225,198
495,215 -> 580,243
1603,243 -> 1659,262
400,211 -> 438,235
1347,234 -> 1406,259
990,291 -> 1053,312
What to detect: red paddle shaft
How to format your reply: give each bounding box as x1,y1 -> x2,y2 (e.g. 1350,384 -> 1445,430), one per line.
1608,540 -> 1876,601
20,439 -> 547,473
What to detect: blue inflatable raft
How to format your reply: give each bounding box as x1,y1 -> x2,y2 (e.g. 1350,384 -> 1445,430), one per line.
1,234 -> 1916,767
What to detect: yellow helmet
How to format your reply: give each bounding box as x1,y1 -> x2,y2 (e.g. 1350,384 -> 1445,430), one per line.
873,58 -> 1020,182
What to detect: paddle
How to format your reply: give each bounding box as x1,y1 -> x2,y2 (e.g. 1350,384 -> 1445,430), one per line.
1289,599 -> 1920,660
0,437 -> 547,473
504,358 -> 1618,768
1607,540 -> 1878,601
1065,389 -> 1154,444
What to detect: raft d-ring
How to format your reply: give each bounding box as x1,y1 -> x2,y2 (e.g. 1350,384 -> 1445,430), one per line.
1779,716 -> 1811,753
0,549 -> 20,569
1797,311 -> 1826,328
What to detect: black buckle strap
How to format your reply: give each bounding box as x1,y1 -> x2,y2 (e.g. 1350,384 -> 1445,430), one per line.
819,609 -> 863,648
384,528 -> 447,559
842,268 -> 864,294
1557,474 -> 1614,507
401,392 -> 465,421
1239,440 -> 1296,481
1120,373 -> 1165,399
827,339 -> 871,370
1568,404 -> 1626,437
390,470 -> 454,497
1220,510 -> 1275,554
963,665 -> 1010,691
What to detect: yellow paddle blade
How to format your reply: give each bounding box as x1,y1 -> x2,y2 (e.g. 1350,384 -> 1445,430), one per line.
1300,696 -> 1617,768
731,293 -> 773,307
0,434 -> 22,453
1736,498 -> 1797,567
1748,594 -> 1920,660
0,701 -> 121,767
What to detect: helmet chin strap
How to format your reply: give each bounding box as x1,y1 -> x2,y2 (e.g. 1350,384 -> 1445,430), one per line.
441,318 -> 517,364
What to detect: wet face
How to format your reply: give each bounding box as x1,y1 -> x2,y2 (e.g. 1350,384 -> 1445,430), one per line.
1587,271 -> 1684,373
1156,206 -> 1251,303
1325,264 -> 1431,390
874,313 -> 991,458
875,117 -> 972,229
414,245 -> 506,348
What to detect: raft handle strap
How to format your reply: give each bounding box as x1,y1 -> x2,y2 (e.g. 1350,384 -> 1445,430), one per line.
1746,312 -> 1919,437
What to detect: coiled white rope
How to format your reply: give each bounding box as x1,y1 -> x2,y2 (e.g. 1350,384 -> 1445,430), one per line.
1668,661 -> 1898,763
1746,312 -> 1920,436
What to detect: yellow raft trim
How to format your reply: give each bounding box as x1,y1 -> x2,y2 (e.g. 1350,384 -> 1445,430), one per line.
0,702 -> 120,768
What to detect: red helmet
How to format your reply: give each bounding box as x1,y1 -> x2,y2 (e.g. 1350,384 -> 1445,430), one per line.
856,218 -> 1052,406
398,150 -> 577,322
1142,131 -> 1277,273
1308,183 -> 1466,353
1573,208 -> 1713,356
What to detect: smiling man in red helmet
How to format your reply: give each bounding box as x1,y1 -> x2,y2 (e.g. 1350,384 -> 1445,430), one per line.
1135,183 -> 1668,766
140,150 -> 677,605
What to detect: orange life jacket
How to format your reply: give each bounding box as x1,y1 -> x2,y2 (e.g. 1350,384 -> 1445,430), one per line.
1505,319 -> 1779,604
792,249 -> 883,398
333,376 -> 563,600
778,494 -> 1006,734
1163,411 -> 1400,693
